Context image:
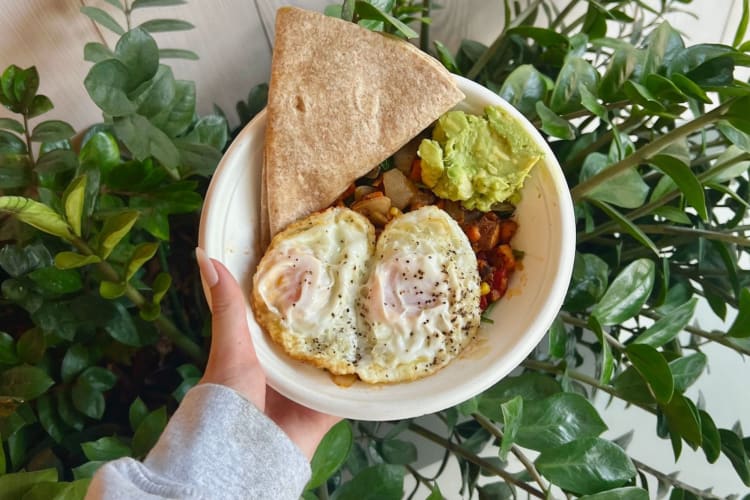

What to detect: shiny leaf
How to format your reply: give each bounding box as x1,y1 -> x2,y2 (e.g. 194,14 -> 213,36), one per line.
625,343 -> 674,404
592,258 -> 655,326
308,420 -> 353,490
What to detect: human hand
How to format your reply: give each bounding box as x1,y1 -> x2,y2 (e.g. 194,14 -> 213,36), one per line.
195,247 -> 340,460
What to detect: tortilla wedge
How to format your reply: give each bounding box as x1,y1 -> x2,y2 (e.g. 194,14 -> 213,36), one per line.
262,6 -> 464,238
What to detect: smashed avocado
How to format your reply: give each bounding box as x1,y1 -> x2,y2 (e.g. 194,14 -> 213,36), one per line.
417,106 -> 542,211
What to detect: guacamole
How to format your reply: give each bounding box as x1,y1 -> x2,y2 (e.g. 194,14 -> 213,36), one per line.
417,106 -> 542,211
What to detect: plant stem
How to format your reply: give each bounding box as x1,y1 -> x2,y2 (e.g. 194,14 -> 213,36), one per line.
124,0 -> 132,31
559,312 -> 625,351
71,237 -> 206,364
521,359 -> 657,416
638,224 -> 750,247
549,0 -> 581,30
419,0 -> 431,52
466,0 -> 542,80
571,100 -> 734,202
472,413 -> 550,496
407,423 -> 545,498
564,114 -> 644,172
632,458 -> 723,499
641,309 -> 750,357
22,113 -> 35,167
317,484 -> 330,500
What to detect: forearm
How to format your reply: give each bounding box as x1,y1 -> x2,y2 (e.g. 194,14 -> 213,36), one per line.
86,384 -> 311,500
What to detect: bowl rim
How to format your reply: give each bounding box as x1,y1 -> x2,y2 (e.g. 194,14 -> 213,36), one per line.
199,74 -> 576,420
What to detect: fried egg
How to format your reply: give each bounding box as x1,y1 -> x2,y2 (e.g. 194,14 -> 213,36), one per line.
252,208 -> 374,374
357,206 -> 481,383
251,205 -> 481,383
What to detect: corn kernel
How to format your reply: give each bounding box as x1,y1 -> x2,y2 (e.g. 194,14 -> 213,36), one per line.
480,282 -> 491,296
389,207 -> 400,217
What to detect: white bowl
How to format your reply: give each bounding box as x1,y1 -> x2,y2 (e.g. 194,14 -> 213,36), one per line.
199,75 -> 576,421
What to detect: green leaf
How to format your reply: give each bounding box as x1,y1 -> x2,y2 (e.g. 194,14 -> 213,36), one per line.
592,258 -> 656,326
35,149 -> 77,175
497,65 -> 546,118
113,115 -> 180,175
634,298 -> 697,347
139,19 -> 194,33
330,463 -> 405,500
547,317 -> 568,359
152,272 -> 172,304
132,0 -> 186,7
30,120 -> 75,143
565,253 -> 609,311
54,252 -> 100,270
735,0 -> 750,47
354,1 -> 418,38
720,428 -> 750,485
535,437 -> 636,495
0,331 -> 18,365
0,130 -> 27,154
98,210 -> 138,259
185,115 -> 227,150
114,28 -> 159,89
27,266 -> 82,295
516,393 -> 607,451
84,42 -> 114,63
641,22 -> 685,79
582,153 -> 649,209
579,487 -> 649,500
536,101 -> 575,140
72,461 -> 105,480
129,397 -> 148,431
158,48 -> 199,60
152,80 -> 196,137
669,73 -> 711,103
0,118 -> 24,134
99,280 -> 127,299
648,155 -> 708,221
498,396 -> 522,460
132,406 -> 167,457
662,394 -> 702,449
550,56 -> 599,114
62,175 -> 86,237
477,372 -> 561,421
669,353 -> 707,393
433,41 -> 459,74
25,94 -> 53,119
175,141 -> 222,177
79,6 -> 125,35
728,288 -> 750,337
0,197 -> 74,240
699,409 -> 721,464
135,65 -> 176,118
126,242 -> 159,280
105,302 -> 140,346
84,59 -> 136,116
16,328 -> 45,364
378,439 -> 417,465
625,343 -> 674,404
0,165 -> 31,189
0,469 -> 58,500
600,48 -> 637,102
79,131 -> 120,174
508,26 -> 569,47
71,382 -> 104,419
588,315 -> 614,384
0,365 -> 54,400
61,344 -> 90,383
307,420 -> 353,490
80,366 -> 117,392
81,436 -> 131,461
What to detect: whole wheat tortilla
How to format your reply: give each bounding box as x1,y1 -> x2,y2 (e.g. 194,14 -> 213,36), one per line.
262,6 -> 464,238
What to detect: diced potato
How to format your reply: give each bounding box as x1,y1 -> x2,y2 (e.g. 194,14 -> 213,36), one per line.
383,169 -> 418,210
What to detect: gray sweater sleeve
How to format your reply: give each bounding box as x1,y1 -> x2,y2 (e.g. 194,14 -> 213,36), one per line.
86,384 -> 311,500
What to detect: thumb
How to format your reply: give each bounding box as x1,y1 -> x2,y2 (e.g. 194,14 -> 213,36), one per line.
196,247 -> 266,409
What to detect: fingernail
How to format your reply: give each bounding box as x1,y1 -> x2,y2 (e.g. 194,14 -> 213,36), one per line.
196,247 -> 219,288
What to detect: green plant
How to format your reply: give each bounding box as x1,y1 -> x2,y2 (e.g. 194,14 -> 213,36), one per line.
1,0 -> 750,498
